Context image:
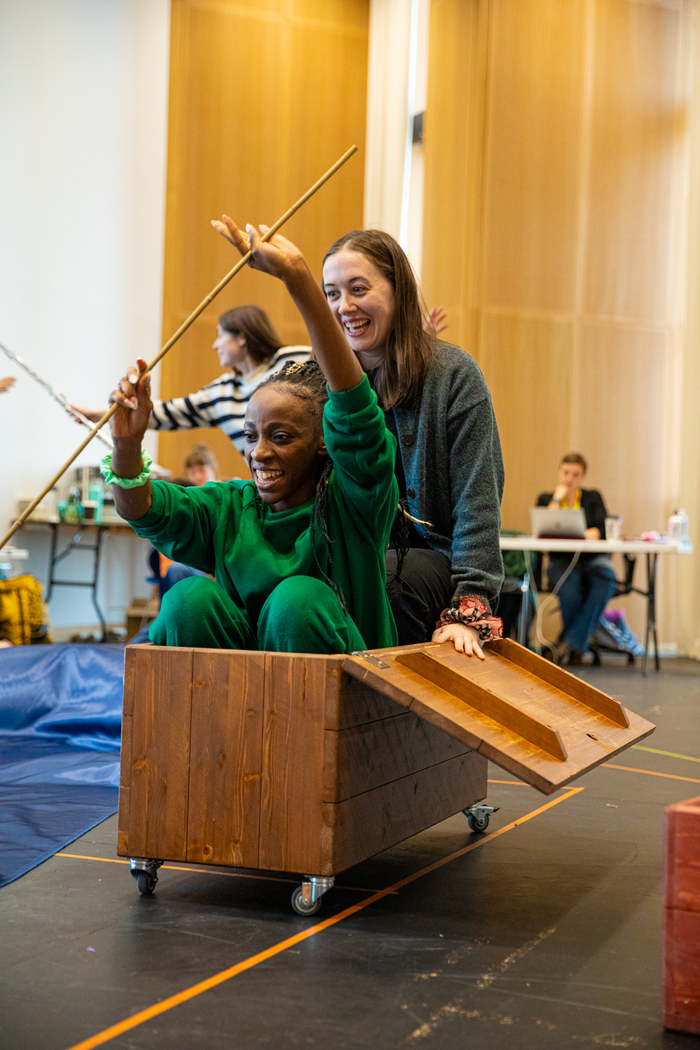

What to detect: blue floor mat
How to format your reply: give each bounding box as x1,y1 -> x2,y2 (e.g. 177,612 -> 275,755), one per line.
0,644 -> 124,888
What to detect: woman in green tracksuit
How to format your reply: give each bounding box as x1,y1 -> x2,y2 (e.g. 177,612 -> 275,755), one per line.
102,223 -> 399,654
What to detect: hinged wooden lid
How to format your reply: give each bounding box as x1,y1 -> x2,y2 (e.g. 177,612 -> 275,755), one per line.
343,638 -> 655,794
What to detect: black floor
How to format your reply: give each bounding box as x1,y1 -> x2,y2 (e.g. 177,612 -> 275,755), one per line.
2,658 -> 700,1050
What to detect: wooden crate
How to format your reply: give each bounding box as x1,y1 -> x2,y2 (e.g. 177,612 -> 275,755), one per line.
118,646 -> 487,876
664,796 -> 700,1034
119,639 -> 655,881
343,638 -> 655,795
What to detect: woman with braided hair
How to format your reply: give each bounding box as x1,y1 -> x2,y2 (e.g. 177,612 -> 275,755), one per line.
102,228 -> 399,654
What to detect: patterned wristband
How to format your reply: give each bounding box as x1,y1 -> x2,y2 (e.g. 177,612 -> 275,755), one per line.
100,450 -> 153,489
437,596 -> 503,643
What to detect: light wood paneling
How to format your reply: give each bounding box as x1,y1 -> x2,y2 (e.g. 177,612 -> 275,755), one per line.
483,0 -> 587,313
158,0 -> 368,479
422,0 -> 489,355
481,313 -> 574,532
575,323 -> 673,535
424,0 -> 695,651
584,0 -> 686,322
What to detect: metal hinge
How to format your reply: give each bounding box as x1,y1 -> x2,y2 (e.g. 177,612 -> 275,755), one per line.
351,650 -> 390,669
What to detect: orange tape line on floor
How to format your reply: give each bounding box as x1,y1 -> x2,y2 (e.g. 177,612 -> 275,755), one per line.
603,763 -> 700,784
54,854 -> 387,894
488,779 -> 529,785
64,786 -> 583,1050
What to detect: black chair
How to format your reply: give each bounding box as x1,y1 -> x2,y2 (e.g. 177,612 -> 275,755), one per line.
590,554 -> 638,666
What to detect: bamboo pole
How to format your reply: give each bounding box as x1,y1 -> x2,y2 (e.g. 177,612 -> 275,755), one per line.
0,145 -> 358,550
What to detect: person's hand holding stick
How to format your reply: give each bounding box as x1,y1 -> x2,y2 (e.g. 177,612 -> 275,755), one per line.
212,217 -> 362,393
0,145 -> 358,550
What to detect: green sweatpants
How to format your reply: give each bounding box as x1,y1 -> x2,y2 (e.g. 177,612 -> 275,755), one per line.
148,575 -> 366,654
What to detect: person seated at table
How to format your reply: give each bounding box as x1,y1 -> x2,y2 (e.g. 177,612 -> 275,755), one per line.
536,453 -> 616,665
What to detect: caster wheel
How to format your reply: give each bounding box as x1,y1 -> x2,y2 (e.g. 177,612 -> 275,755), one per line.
465,810 -> 489,832
291,886 -> 322,916
137,872 -> 157,896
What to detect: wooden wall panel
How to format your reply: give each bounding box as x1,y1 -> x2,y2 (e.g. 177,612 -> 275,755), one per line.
575,323 -> 672,536
422,0 -> 488,356
584,0 -> 686,322
481,314 -> 574,532
158,0 -> 368,479
483,0 -> 586,313
424,0 -> 695,651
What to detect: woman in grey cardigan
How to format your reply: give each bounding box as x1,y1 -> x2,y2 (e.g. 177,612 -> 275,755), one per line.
214,220 -> 505,659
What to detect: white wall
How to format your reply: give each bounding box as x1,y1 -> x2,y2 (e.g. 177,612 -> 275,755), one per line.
364,0 -> 429,278
0,0 -> 170,630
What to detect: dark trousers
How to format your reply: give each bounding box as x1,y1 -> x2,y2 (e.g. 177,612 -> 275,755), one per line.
386,548 -> 453,645
547,555 -> 616,653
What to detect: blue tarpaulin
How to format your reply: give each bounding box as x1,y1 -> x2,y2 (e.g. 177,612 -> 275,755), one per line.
0,644 -> 124,888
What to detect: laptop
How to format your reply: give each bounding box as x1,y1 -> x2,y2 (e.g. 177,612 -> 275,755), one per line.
530,506 -> 587,540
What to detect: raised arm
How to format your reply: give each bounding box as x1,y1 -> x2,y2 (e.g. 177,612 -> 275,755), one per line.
212,217 -> 362,393
105,358 -> 154,521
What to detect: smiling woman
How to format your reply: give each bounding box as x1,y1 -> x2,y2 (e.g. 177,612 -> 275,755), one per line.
100,223 -> 400,656
321,229 -> 505,658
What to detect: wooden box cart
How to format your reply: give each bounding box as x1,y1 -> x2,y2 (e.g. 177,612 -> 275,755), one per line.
118,638 -> 654,914
663,795 -> 700,1034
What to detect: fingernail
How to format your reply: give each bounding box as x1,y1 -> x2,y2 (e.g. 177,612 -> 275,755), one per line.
246,224 -> 253,233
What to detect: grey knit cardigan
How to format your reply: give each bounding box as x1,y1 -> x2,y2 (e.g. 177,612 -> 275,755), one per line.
390,341 -> 505,608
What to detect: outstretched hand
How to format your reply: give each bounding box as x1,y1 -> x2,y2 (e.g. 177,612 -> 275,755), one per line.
431,622 -> 486,660
211,215 -> 305,283
424,306 -> 448,338
108,359 -> 152,443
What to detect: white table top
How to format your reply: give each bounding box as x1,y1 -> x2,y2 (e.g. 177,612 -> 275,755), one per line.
0,546 -> 29,560
499,536 -> 693,554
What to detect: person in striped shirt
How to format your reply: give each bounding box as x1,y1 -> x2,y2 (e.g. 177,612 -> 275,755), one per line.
71,305 -> 310,452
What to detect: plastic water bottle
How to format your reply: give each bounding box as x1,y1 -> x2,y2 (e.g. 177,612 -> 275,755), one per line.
87,479 -> 104,524
668,509 -> 689,543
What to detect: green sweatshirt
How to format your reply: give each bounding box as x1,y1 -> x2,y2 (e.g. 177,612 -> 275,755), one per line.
127,375 -> 399,650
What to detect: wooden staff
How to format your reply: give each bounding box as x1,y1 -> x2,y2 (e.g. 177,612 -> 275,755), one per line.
0,145 -> 358,549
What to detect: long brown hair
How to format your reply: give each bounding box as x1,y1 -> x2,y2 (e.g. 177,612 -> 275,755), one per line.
322,230 -> 433,409
218,305 -> 284,366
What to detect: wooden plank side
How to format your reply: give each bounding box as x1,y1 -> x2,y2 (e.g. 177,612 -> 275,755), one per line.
396,649 -> 568,760
323,710 -> 473,802
664,907 -> 700,1034
488,638 -> 629,726
322,752 -> 488,876
122,646 -> 194,860
665,798 -> 700,913
258,653 -> 331,874
186,650 -> 265,868
328,667 -> 406,730
117,646 -> 137,855
343,643 -> 655,794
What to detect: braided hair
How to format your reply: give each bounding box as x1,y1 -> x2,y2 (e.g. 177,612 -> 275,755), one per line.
253,360 -> 409,609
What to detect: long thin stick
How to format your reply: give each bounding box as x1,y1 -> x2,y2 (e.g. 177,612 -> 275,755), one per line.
0,340 -> 113,449
0,145 -> 358,548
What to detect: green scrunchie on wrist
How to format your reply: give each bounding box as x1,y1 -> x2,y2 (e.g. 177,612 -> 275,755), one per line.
100,450 -> 153,488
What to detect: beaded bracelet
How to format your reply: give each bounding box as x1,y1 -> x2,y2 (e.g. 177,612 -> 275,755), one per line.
100,450 -> 153,489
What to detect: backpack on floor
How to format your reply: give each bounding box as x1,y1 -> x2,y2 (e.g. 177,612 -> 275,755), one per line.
0,574 -> 52,645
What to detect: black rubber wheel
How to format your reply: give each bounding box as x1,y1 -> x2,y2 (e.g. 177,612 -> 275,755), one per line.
137,871 -> 157,896
291,886 -> 322,916
465,810 -> 490,833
